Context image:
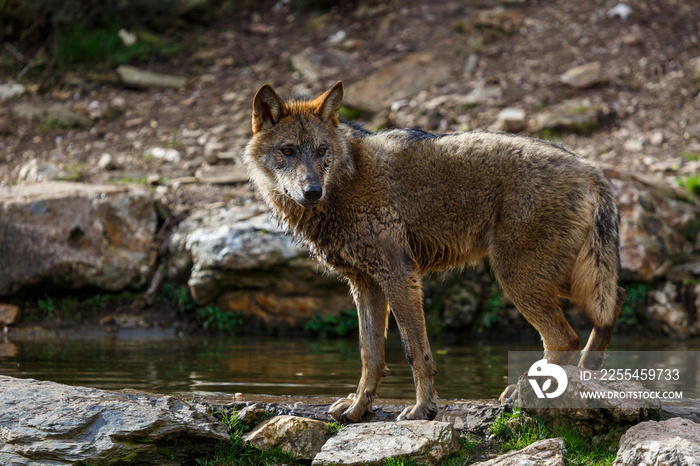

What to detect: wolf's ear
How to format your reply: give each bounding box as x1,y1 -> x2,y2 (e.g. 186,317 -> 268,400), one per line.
252,84 -> 284,134
315,81 -> 343,126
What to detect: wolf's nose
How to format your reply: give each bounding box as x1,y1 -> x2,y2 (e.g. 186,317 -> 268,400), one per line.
303,185 -> 323,200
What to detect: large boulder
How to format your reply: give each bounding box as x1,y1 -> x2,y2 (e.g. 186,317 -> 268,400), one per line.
167,204 -> 352,327
611,171 -> 700,282
0,182 -> 157,295
0,375 -> 230,465
312,421 -> 460,466
613,417 -> 700,466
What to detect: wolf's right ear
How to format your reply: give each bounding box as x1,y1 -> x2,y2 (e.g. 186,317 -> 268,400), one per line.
252,84 -> 284,134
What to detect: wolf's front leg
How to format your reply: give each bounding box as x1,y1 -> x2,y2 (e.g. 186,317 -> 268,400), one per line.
382,272 -> 438,421
328,275 -> 390,422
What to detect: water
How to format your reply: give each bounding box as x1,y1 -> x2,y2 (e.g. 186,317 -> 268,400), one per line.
1,329 -> 698,400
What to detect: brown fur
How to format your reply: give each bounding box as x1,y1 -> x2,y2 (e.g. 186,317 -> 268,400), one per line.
243,81 -> 625,422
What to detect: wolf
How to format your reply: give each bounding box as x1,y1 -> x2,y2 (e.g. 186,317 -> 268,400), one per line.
243,81 -> 626,422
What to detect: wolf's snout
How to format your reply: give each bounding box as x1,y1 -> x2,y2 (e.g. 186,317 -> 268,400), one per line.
303,184 -> 323,201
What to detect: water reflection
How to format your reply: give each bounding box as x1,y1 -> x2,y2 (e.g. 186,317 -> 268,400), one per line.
0,330 -> 698,400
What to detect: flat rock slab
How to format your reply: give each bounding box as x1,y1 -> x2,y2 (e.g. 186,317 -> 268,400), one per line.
0,375 -> 230,465
344,53 -> 451,113
474,438 -> 566,466
613,417 -> 700,466
312,420 -> 460,466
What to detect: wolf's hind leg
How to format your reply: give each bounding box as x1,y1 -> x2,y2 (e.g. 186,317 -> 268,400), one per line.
579,286 -> 626,370
328,274 -> 389,422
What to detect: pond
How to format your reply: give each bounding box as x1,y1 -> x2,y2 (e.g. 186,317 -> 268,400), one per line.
1,328 -> 698,400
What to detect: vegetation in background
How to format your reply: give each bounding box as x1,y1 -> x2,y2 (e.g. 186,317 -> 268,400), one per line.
678,173 -> 700,197
55,24 -> 181,69
476,285 -> 507,332
303,308 -> 359,337
615,282 -> 649,331
158,283 -> 244,334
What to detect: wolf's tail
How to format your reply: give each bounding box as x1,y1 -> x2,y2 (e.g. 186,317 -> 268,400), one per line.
571,177 -> 626,332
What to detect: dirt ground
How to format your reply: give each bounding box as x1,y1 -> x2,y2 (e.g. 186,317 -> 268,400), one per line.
1,0 -> 699,217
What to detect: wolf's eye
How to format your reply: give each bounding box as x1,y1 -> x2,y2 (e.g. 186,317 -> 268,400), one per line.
280,147 -> 294,157
317,147 -> 327,157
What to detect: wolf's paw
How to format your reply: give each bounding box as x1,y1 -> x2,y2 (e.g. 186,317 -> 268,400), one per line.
396,402 -> 438,421
499,384 -> 519,405
328,393 -> 369,423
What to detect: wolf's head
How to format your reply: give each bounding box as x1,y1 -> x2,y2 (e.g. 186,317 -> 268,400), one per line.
243,81 -> 351,209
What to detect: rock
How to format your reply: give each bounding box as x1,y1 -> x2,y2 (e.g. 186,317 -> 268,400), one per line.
473,8 -> 524,33
0,182 -> 157,295
517,365 -> 661,436
613,417 -> 700,466
612,172 -> 700,281
290,50 -> 351,82
98,153 -> 116,170
0,304 -> 20,326
0,375 -> 229,465
243,415 -> 328,461
195,164 -> 249,184
690,56 -> 700,82
643,282 -> 700,337
473,438 -> 566,466
623,137 -> 644,152
16,159 -> 65,183
661,399 -> 700,423
145,147 -> 182,163
12,102 -> 92,127
0,83 -> 26,101
560,62 -> 603,89
649,131 -> 664,146
167,203 -> 352,327
117,65 -> 187,89
344,53 -> 451,113
608,3 -> 633,21
497,107 -> 527,132
533,98 -> 606,134
312,421 -> 460,466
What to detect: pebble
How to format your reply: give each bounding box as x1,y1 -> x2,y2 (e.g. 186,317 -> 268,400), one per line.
623,138 -> 644,152
98,153 -> 115,170
560,62 -> 602,89
0,83 -> 26,101
608,3 -> 632,21
145,147 -> 181,163
497,107 -> 527,132
649,131 -> 664,146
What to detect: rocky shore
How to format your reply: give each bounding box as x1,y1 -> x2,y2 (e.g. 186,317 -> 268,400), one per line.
1,374 -> 698,465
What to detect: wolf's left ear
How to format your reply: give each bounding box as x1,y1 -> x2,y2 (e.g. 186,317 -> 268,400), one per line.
252,84 -> 284,134
315,81 -> 343,126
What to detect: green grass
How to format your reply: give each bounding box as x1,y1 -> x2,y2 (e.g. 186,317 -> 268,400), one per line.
55,23 -> 181,70
678,173 -> 700,196
489,407 -> 624,465
198,408 -> 302,466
